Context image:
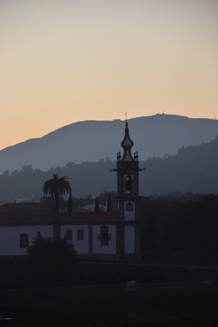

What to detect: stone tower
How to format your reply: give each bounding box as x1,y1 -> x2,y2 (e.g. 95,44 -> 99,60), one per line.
115,120 -> 144,261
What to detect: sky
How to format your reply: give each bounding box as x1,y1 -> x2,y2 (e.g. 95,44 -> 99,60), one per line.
0,0 -> 218,149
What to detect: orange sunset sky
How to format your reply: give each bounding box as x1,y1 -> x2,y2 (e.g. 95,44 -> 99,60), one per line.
0,0 -> 218,149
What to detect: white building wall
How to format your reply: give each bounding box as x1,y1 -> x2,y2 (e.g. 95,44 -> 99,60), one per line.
0,225 -> 53,256
124,225 -> 135,254
92,224 -> 116,254
61,225 -> 89,254
0,223 -> 118,257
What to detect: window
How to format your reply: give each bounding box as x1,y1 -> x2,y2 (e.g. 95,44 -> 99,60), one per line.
65,230 -> 72,241
124,175 -> 133,195
19,234 -> 29,248
126,202 -> 134,212
99,225 -> 110,246
77,229 -> 84,241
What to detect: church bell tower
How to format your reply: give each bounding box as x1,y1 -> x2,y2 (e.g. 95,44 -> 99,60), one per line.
115,119 -> 144,261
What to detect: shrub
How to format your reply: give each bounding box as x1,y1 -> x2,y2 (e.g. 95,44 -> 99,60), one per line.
26,237 -> 77,285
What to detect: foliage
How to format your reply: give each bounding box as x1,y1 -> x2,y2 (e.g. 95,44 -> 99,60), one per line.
26,237 -> 77,285
43,174 -> 71,213
140,194 -> 218,265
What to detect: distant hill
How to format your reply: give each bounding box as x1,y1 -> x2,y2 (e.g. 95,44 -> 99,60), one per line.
1,114 -> 218,173
1,135 -> 218,202
143,135 -> 218,195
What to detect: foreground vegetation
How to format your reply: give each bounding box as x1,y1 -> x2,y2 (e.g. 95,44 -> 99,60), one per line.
1,238 -> 218,326
140,194 -> 218,265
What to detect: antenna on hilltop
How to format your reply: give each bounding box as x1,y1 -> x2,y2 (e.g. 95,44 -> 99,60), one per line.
125,112 -> 128,127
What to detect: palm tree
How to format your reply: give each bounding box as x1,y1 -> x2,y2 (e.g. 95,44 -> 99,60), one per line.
43,174 -> 71,214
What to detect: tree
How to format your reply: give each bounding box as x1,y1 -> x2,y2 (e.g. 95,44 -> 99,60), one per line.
43,174 -> 71,214
67,189 -> 73,213
26,237 -> 77,285
94,197 -> 99,212
107,193 -> 112,212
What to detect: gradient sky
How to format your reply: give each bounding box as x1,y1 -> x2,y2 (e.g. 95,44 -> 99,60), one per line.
0,0 -> 218,149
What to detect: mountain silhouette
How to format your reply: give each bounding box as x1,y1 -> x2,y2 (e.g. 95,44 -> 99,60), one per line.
1,134 -> 218,202
143,135 -> 218,195
1,114 -> 218,173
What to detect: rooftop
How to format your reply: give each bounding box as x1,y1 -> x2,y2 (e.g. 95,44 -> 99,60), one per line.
0,204 -> 120,226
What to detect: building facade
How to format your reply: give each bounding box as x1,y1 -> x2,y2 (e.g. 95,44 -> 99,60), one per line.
0,122 -> 143,261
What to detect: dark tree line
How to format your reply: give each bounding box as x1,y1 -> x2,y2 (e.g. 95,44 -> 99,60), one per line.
140,194 -> 218,265
0,160 -> 115,202
2,135 -> 218,202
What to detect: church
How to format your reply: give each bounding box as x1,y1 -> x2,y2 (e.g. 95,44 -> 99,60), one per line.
0,121 -> 144,261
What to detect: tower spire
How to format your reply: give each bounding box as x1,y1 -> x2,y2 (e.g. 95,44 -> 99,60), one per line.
121,116 -> 134,161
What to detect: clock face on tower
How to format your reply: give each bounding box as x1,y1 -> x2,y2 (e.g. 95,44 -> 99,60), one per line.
126,201 -> 134,211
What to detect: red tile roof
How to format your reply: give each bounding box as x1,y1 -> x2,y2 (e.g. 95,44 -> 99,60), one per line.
0,205 -> 120,226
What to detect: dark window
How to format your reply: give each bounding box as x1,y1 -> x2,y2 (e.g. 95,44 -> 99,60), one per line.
77,229 -> 84,241
19,234 -> 29,248
126,202 -> 134,212
99,225 -> 110,246
65,230 -> 72,241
